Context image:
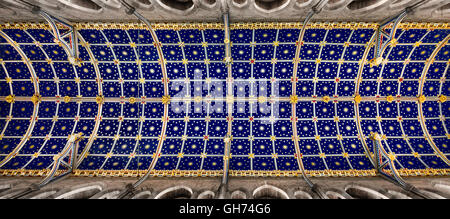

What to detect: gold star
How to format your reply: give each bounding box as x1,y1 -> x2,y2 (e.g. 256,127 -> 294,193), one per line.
418,95 -> 426,103
354,94 -> 362,104
290,95 -> 298,104
388,153 -> 396,160
257,96 -> 267,103
161,95 -> 171,104
386,95 -> 394,103
5,95 -> 15,103
438,95 -> 447,103
390,38 -> 398,47
135,135 -> 142,141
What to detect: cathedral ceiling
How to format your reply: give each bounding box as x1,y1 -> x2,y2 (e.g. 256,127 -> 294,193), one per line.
0,22 -> 448,177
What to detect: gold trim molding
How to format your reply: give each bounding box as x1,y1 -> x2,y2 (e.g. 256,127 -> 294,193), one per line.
0,168 -> 448,178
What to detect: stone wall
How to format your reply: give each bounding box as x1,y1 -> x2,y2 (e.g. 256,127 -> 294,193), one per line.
0,176 -> 449,199
0,0 -> 448,22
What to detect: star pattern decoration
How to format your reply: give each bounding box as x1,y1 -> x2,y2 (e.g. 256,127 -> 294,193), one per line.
0,25 -> 448,175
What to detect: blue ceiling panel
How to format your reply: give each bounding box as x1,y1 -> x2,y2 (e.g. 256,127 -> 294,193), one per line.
0,24 -> 447,177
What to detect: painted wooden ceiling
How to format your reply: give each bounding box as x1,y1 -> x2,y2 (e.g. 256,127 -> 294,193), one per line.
0,22 -> 448,177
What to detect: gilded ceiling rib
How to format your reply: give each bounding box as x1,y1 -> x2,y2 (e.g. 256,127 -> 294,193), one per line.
217,12 -> 234,199
0,20 -> 448,178
115,0 -> 171,199
290,0 -> 329,199
353,33 -> 377,167
73,33 -> 104,168
0,48 -> 14,148
0,30 -> 39,168
417,35 -> 450,166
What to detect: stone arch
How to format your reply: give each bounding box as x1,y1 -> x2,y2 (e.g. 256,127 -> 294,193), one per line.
28,190 -> 59,199
230,190 -> 247,199
0,187 -> 36,199
254,0 -> 291,13
324,0 -> 353,10
252,185 -> 289,199
417,189 -> 447,199
154,186 -> 193,199
386,190 -> 412,199
344,185 -> 389,199
90,0 -> 122,10
57,0 -> 103,13
197,190 -> 215,199
435,3 -> 450,15
388,0 -> 416,10
232,0 -> 249,8
0,182 -> 12,193
52,183 -> 104,199
326,190 -> 347,199
295,0 -> 315,8
346,0 -> 390,14
432,181 -> 450,196
293,190 -> 313,199
130,0 -> 154,10
201,0 -> 217,8
90,189 -> 122,199
156,0 -> 196,14
131,190 -> 152,199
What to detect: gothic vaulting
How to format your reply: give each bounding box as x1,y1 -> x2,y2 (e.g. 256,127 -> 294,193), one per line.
0,0 -> 449,199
